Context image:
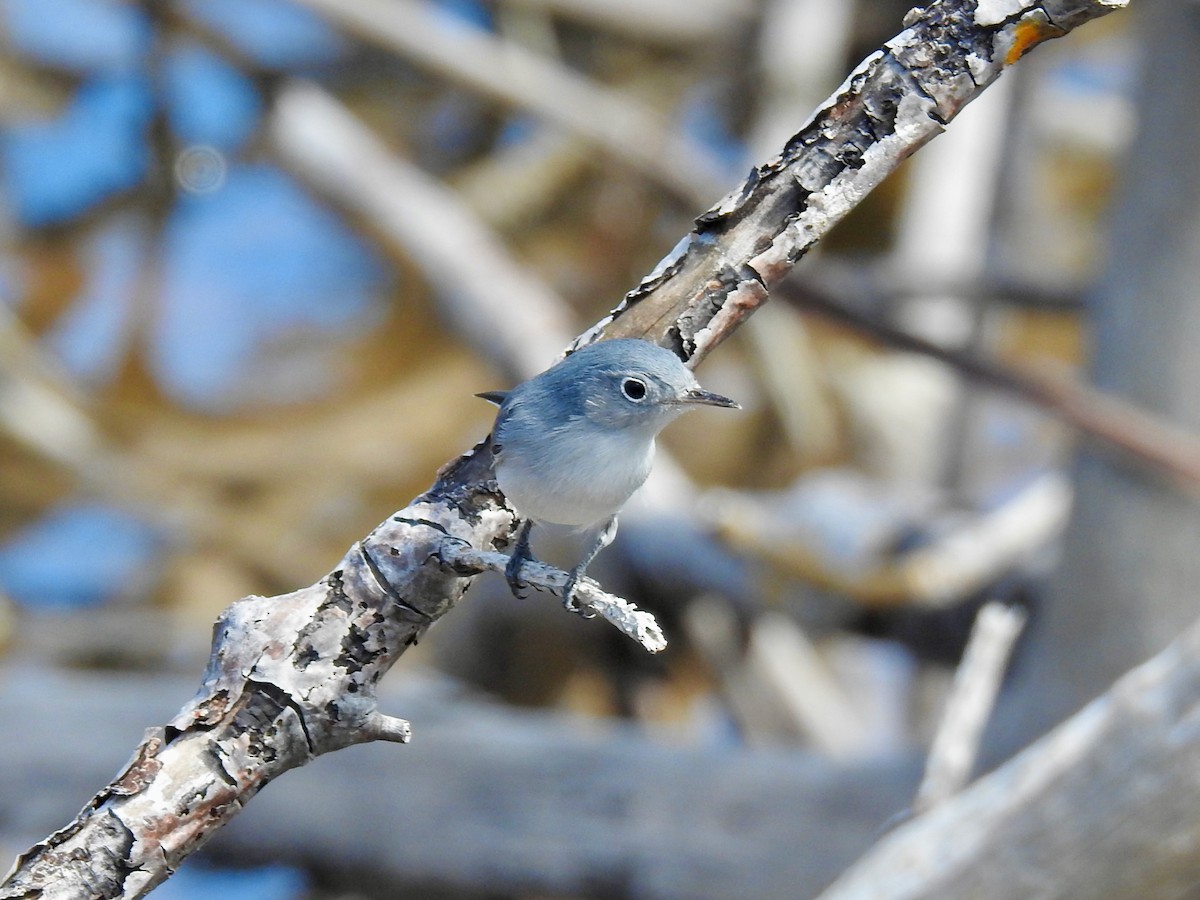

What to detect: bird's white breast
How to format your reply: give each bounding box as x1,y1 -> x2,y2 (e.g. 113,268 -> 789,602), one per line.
494,428 -> 655,527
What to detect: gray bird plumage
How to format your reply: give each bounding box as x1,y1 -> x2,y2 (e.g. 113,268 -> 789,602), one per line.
478,338 -> 738,605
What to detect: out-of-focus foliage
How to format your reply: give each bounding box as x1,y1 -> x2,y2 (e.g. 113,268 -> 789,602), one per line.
0,0 -> 404,615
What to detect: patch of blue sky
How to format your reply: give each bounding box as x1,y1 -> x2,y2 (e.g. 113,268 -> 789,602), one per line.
431,0 -> 495,31
177,0 -> 345,71
0,74 -> 153,227
1049,46 -> 1135,96
1,0 -> 150,74
153,164 -> 390,410
677,82 -> 746,173
495,114 -> 541,150
0,502 -> 161,610
152,865 -> 307,900
163,44 -> 262,153
45,215 -> 145,388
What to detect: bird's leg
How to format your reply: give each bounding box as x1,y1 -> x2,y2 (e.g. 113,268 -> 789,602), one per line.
504,519 -> 535,598
562,515 -> 618,611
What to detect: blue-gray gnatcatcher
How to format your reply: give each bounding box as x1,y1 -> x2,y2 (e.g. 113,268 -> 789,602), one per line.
478,338 -> 739,607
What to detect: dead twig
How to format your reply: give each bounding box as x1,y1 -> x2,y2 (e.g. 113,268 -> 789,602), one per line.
913,601 -> 1027,813
786,280 -> 1200,492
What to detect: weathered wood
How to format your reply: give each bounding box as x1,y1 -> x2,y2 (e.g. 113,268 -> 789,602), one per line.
0,668 -> 919,900
993,0 -> 1200,754
596,0 -> 1129,358
818,614 -> 1200,900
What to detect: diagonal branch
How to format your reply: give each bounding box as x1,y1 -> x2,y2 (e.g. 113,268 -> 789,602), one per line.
816,611 -> 1200,900
783,279 -> 1200,492
438,541 -> 668,652
0,1 -> 1127,896
287,0 -> 730,207
592,0 -> 1127,358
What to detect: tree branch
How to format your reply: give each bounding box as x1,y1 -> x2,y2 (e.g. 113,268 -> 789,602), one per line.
913,601 -> 1027,813
0,666 -> 920,899
0,1 -> 1127,895
593,0 -> 1127,358
437,541 -> 667,652
817,611 -> 1200,900
784,279 -> 1200,493
287,0 -> 730,207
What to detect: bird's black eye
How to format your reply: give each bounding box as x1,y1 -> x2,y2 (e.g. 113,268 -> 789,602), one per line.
621,377 -> 647,401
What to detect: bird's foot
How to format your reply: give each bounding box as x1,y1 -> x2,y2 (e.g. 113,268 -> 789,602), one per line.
558,515 -> 616,616
561,571 -> 580,610
561,569 -> 597,618
504,550 -> 532,599
503,519 -> 537,598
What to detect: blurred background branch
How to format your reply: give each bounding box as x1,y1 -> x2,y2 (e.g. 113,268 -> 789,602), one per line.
286,0 -> 733,206
1,0 -> 1182,897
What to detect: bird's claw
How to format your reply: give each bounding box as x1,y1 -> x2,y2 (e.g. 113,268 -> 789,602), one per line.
561,573 -> 579,610
561,572 -> 597,618
503,519 -> 536,599
504,554 -> 531,599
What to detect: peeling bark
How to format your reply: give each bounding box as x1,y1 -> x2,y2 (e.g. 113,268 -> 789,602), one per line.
0,0 -> 1126,896
594,0 -> 1123,361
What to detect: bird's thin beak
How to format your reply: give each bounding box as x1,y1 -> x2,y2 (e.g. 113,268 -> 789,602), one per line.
681,387 -> 740,409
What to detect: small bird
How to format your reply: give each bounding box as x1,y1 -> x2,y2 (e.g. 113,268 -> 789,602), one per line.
478,338 -> 739,607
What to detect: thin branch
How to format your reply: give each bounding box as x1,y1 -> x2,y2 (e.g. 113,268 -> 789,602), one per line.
913,601 -> 1027,813
287,0 -> 729,207
745,611 -> 874,756
437,542 -> 667,653
360,712 -> 414,744
817,610 -> 1200,900
785,278 -> 1200,492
